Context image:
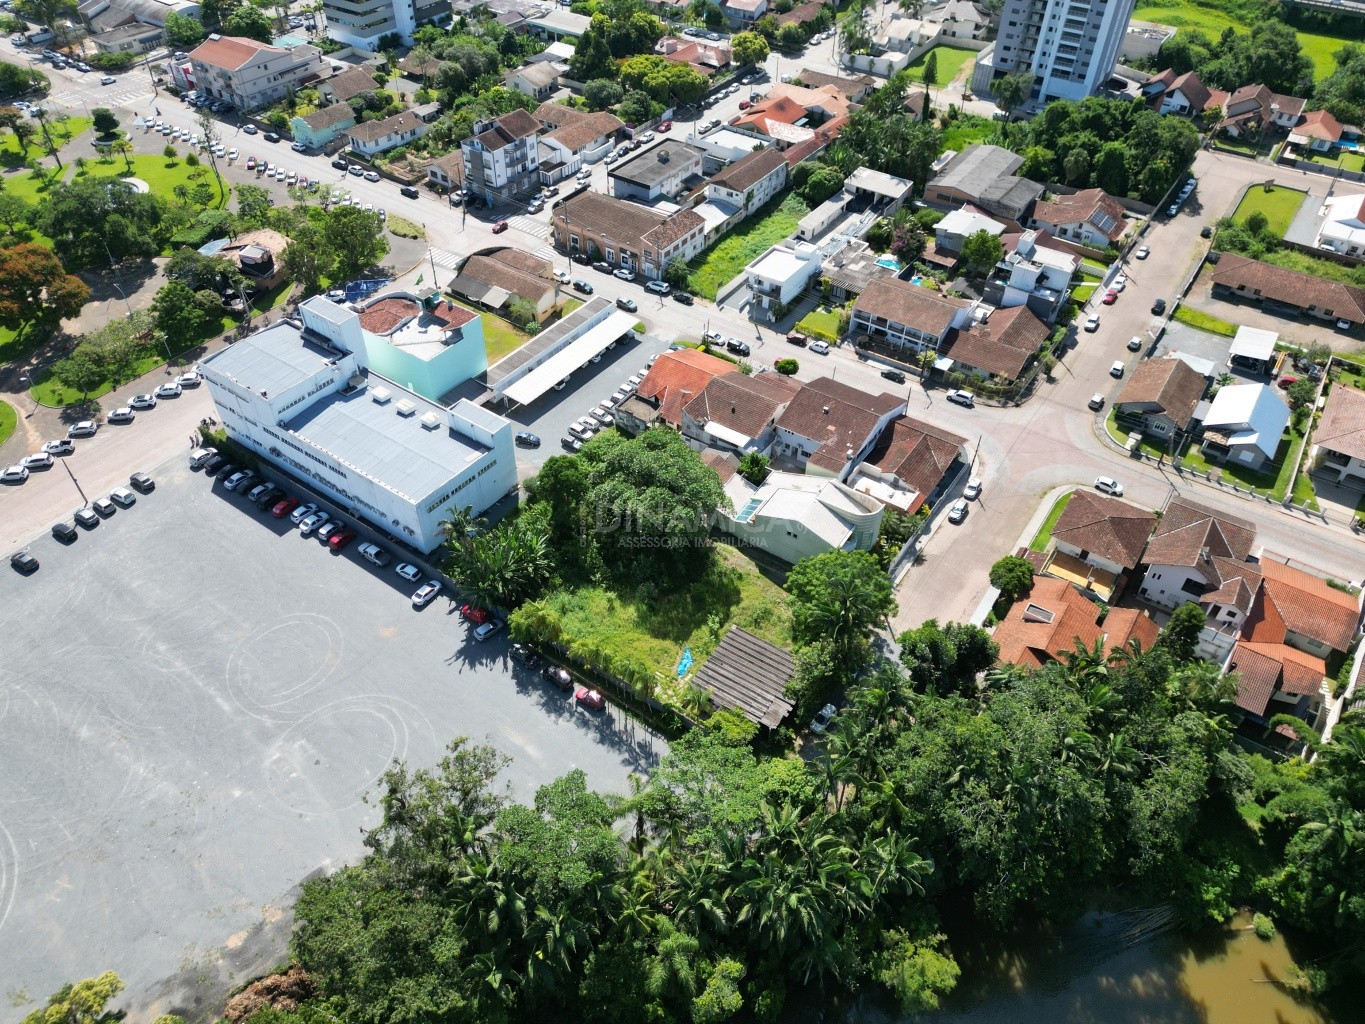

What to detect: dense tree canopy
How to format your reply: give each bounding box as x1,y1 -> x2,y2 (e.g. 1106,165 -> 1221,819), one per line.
39,177 -> 165,270
0,242 -> 88,331
1157,20 -> 1313,99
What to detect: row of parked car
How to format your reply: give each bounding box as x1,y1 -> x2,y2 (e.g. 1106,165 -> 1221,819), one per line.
562,354 -> 658,449
10,472 -> 156,575
510,643 -> 606,710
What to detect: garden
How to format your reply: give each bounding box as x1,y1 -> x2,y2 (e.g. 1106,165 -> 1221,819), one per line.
1179,418 -> 1307,500
447,297 -> 529,364
1172,304 -> 1238,337
685,193 -> 809,300
794,305 -> 843,341
1230,184 -> 1306,238
1028,490 -> 1075,552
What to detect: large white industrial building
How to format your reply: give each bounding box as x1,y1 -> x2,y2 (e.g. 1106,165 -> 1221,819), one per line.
200,296 -> 516,553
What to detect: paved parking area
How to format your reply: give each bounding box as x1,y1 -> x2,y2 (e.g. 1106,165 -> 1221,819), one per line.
0,454 -> 665,1017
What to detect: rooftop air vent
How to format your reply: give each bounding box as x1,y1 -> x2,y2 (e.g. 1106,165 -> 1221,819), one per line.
371,386 -> 392,404
395,399 -> 417,417
420,412 -> 441,430
1022,603 -> 1055,623
659,150 -> 669,163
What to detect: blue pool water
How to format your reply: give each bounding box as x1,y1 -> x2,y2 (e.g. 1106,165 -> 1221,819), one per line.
875,255 -> 901,271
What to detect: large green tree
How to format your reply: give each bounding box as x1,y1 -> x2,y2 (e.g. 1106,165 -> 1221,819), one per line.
224,4 -> 274,42
324,205 -> 388,281
21,972 -> 124,1024
0,241 -> 89,331
162,10 -> 205,47
787,550 -> 895,670
39,177 -> 165,270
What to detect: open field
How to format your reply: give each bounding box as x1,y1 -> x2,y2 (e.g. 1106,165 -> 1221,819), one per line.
449,297 -> 530,364
905,45 -> 977,85
1231,184 -> 1307,236
686,194 -> 808,300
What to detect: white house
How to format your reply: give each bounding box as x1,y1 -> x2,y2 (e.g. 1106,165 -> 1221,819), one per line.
186,34 -> 326,112
200,296 -> 516,554
1313,193 -> 1365,259
346,110 -> 428,157
1198,383 -> 1291,472
718,468 -> 884,564
934,207 -> 1006,255
849,276 -> 975,354
722,0 -> 767,28
745,242 -> 823,317
987,229 -> 1078,322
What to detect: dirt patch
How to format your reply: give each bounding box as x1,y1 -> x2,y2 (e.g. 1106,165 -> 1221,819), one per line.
224,966 -> 314,1023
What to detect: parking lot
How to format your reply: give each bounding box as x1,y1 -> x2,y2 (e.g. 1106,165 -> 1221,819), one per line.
0,453 -> 666,1013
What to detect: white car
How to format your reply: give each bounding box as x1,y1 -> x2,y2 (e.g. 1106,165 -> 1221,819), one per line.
809,340 -> 830,355
129,393 -> 157,409
553,269 -> 571,283
316,521 -> 342,541
155,381 -> 182,398
176,370 -> 202,388
947,499 -> 968,524
1112,274 -> 1127,292
1088,393 -> 1105,410
589,406 -> 614,426
395,562 -> 422,582
1134,245 -> 1150,260
412,580 -> 442,607
963,478 -> 982,500
107,407 -> 135,424
109,486 -> 136,507
1,464 -> 29,483
227,148 -> 238,160
289,501 -> 319,524
474,619 -> 505,641
100,75 -> 116,85
1094,476 -> 1124,496
21,452 -> 53,469
298,511 -> 329,535
1110,360 -> 1125,378
1083,315 -> 1100,332
68,420 -> 98,438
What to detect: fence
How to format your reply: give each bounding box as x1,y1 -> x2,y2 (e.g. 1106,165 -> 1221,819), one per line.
887,460 -> 969,582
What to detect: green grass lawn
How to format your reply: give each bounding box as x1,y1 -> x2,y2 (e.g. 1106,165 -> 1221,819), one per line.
940,115 -> 997,153
449,297 -> 529,365
686,194 -> 809,300
1291,468 -> 1320,511
0,322 -> 48,369
1134,1 -> 1360,80
386,214 -> 424,240
1105,409 -> 1173,459
1072,283 -> 1098,303
256,280 -> 294,312
511,544 -> 791,713
1180,422 -> 1306,500
1299,147 -> 1365,173
1030,490 -> 1074,552
0,398 -> 15,447
905,45 -> 977,85
1232,185 -> 1307,236
0,115 -> 92,167
79,153 -> 231,208
796,307 -> 842,341
1172,304 -> 1238,336
1213,136 -> 1262,156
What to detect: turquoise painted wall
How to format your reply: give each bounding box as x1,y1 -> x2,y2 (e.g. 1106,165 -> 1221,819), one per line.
361,318 -> 488,401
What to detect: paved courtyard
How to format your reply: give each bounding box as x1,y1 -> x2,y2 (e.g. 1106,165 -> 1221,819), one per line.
0,455 -> 666,1020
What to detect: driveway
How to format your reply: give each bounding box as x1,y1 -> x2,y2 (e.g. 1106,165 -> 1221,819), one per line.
0,456 -> 666,1020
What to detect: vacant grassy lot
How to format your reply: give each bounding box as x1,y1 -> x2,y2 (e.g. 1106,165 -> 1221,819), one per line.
1300,147 -> 1365,173
513,544 -> 791,702
796,307 -> 842,341
1173,304 -> 1238,336
0,399 -> 14,447
687,194 -> 809,300
1181,421 -> 1306,500
906,45 -> 977,85
1232,185 -> 1306,236
448,297 -> 528,365
1134,0 -> 1362,80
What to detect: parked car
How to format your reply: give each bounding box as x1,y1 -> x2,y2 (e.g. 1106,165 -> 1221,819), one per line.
616,296 -> 638,312
412,580 -> 442,607
358,542 -> 391,566
316,521 -> 343,542
575,686 -> 606,710
329,528 -> 357,551
68,421 -> 98,438
1094,476 -> 1124,496
129,393 -> 157,409
543,664 -> 574,690
92,496 -> 116,516
644,280 -> 670,294
963,477 -> 982,500
460,603 -> 490,624
73,506 -> 99,528
1110,360 -> 1125,378
272,496 -> 299,518
946,389 -> 975,408
947,499 -> 968,523
1083,315 -> 1100,332
672,290 -> 694,305
1135,245 -> 1150,260
110,486 -> 136,508
809,340 -> 830,355
10,549 -> 38,574
1,465 -> 28,484
786,332 -> 807,346
511,643 -> 540,667
107,407 -> 135,424
298,511 -> 329,536
810,703 -> 836,734
1088,393 -> 1105,410
1102,289 -> 1118,305
395,562 -> 422,582
725,338 -> 750,356
573,279 -> 593,294
43,439 -> 74,455
613,268 -> 636,281
52,521 -> 78,543
880,368 -> 906,384
176,370 -> 202,388
1112,274 -> 1127,292
474,619 -> 505,642
515,431 -> 541,447
20,452 -> 52,470
129,471 -> 155,493
1151,298 -> 1167,315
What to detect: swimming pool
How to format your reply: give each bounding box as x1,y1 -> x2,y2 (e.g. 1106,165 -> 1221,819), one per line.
875,255 -> 902,271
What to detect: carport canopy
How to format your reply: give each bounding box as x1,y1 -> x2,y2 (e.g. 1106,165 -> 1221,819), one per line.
499,309 -> 640,407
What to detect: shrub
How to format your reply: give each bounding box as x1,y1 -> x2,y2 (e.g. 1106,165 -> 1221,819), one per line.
1252,913 -> 1276,940
775,358 -> 798,375
989,555 -> 1034,602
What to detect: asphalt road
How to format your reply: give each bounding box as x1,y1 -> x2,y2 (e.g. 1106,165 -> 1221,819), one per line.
0,456 -> 666,1019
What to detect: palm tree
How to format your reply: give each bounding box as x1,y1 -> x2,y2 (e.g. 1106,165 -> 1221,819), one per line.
110,138 -> 133,173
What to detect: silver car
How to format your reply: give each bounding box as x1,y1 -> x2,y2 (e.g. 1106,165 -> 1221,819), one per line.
298,511 -> 329,535
290,501 -> 319,524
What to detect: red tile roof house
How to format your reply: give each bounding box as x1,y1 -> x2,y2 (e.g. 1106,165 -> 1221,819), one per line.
1136,497 -> 1260,663
1029,188 -> 1129,250
1042,489 -> 1157,601
1114,357 -> 1208,441
1209,252 -> 1365,328
993,576 -> 1159,670
1227,557 -> 1362,739
614,349 -> 738,434
939,304 -> 1049,382
1141,68 -> 1212,117
1205,83 -> 1307,139
1310,383 -> 1365,488
1288,108 -> 1345,153
771,376 -> 906,479
680,371 -> 802,454
847,415 -> 967,514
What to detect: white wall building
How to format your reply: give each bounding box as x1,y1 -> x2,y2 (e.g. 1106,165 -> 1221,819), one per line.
745,242 -> 823,316
186,34 -> 327,112
324,0 -> 451,50
718,469 -> 884,564
201,297 -> 516,554
985,0 -> 1137,104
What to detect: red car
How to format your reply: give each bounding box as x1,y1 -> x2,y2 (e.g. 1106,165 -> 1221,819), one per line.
1278,375 -> 1299,388
329,528 -> 356,550
271,496 -> 299,518
491,220 -> 509,234
575,686 -> 605,711
1101,289 -> 1118,305
658,120 -> 672,132
738,99 -> 751,110
460,603 -> 490,625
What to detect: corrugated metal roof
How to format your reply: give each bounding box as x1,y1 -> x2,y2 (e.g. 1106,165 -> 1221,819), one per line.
202,321 -> 332,398
289,384 -> 487,502
690,627 -> 795,728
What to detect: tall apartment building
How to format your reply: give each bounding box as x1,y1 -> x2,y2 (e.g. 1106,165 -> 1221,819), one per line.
460,109 -> 542,207
323,0 -> 451,49
985,0 -> 1137,104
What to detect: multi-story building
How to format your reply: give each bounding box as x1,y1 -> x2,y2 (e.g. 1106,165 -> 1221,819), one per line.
323,0 -> 451,49
200,296 -> 516,554
982,0 -> 1138,104
849,276 -> 974,354
186,34 -> 327,112
550,191 -> 705,281
460,109 -> 542,207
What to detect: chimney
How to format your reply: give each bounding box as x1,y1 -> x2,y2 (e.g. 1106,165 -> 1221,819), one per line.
1201,546 -> 1210,563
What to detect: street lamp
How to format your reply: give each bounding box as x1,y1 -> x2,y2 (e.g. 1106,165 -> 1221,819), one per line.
17,375 -> 38,417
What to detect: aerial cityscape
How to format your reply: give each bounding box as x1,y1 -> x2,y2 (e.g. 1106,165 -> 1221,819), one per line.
4,0 -> 1365,1021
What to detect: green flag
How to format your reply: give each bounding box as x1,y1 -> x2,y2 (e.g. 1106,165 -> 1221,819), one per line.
415,274 -> 424,286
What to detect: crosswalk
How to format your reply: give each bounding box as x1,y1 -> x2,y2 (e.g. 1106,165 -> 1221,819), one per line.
533,245 -> 557,263
506,214 -> 547,239
430,249 -> 461,270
